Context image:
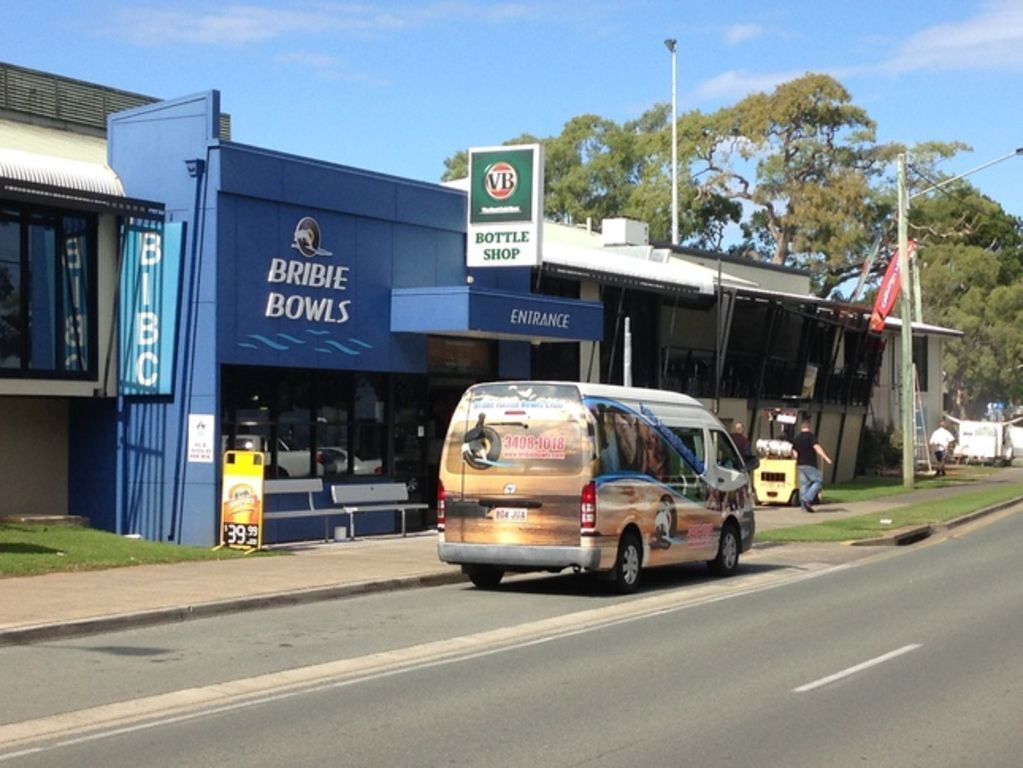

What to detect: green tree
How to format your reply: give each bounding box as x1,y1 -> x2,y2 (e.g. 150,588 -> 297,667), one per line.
692,74 -> 895,288
441,150 -> 468,182
912,188 -> 1023,415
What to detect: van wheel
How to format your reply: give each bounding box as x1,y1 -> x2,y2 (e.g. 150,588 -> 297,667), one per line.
708,522 -> 740,577
464,564 -> 504,589
788,489 -> 800,507
612,531 -> 642,593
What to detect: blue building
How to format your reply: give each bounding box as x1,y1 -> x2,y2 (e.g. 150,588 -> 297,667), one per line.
102,90 -> 601,546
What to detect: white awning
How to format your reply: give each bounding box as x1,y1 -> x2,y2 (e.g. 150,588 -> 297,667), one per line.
0,147 -> 124,197
540,222 -> 756,297
541,240 -> 714,295
881,316 -> 963,338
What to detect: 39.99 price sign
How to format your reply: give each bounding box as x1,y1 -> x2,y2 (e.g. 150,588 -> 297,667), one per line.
218,450 -> 265,552
222,522 -> 261,549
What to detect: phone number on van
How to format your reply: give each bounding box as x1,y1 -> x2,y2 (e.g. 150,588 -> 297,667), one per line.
501,434 -> 566,460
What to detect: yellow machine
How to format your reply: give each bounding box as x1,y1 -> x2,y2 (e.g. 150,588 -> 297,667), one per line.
752,457 -> 800,506
751,408 -> 802,507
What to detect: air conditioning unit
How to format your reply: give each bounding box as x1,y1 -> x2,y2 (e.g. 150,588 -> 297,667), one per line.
601,218 -> 649,246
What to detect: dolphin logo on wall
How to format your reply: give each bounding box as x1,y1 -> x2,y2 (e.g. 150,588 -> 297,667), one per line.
291,217 -> 333,257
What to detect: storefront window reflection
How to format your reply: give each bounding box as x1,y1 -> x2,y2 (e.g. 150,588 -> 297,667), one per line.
0,208 -> 93,376
222,367 -> 392,479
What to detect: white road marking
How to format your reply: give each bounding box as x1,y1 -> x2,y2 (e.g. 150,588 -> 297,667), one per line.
793,643 -> 922,693
0,558 -> 871,760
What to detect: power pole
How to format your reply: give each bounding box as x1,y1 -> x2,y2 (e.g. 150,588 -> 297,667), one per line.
894,146 -> 1022,487
898,153 -> 915,489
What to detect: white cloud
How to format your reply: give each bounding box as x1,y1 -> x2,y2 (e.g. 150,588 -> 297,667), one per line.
273,50 -> 392,86
879,0 -> 1023,73
695,2 -> 1023,105
111,5 -> 333,46
724,23 -> 763,46
108,2 -> 552,47
691,69 -> 808,102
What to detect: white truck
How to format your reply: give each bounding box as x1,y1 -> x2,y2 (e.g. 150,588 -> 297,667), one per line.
950,420 -> 1015,466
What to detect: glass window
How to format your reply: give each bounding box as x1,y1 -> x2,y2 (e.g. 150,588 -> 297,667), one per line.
315,373 -> 352,477
912,337 -> 929,391
28,218 -> 57,371
62,217 -> 91,372
0,207 -> 95,378
445,383 -> 587,477
669,425 -> 707,503
0,214 -> 22,369
712,429 -> 742,471
392,375 -> 427,498
221,367 -> 392,479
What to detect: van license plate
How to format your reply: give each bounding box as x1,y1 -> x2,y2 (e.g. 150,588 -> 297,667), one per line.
494,507 -> 528,522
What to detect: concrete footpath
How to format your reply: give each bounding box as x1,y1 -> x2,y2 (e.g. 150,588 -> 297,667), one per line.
3,466 -> 1022,646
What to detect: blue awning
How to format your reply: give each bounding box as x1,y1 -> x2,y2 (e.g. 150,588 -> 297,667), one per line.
391,286 -> 603,342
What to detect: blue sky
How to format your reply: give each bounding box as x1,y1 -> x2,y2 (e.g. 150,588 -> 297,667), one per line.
4,1 -> 1023,218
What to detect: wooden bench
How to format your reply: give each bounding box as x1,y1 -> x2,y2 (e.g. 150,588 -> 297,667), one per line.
330,482 -> 429,540
262,478 -> 330,540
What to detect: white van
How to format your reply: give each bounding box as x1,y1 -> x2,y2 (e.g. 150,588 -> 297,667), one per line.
437,381 -> 756,592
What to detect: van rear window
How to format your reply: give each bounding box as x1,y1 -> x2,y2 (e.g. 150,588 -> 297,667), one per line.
444,383 -> 586,476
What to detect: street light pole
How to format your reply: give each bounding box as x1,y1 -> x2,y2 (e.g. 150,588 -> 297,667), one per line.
664,38 -> 678,246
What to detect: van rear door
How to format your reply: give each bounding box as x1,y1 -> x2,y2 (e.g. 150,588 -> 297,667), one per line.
441,383 -> 589,548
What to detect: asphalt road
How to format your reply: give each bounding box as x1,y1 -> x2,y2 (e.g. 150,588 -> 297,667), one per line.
1,510 -> 1021,767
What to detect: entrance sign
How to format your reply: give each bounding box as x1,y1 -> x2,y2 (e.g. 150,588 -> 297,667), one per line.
467,144 -> 544,268
218,450 -> 265,552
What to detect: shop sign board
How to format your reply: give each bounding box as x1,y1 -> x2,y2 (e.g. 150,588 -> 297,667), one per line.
218,450 -> 265,552
264,216 -> 352,326
119,220 -> 185,395
467,144 -> 544,268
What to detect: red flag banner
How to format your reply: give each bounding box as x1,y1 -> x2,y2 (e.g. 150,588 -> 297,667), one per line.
869,241 -> 916,332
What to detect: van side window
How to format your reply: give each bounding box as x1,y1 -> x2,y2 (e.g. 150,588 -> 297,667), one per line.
669,426 -> 706,502
712,430 -> 742,471
589,403 -> 644,475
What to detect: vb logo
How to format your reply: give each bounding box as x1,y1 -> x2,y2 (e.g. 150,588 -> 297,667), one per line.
483,161 -> 517,200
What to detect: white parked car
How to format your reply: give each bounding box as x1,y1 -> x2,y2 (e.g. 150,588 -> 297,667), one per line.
230,436 -> 382,477
317,446 -> 383,476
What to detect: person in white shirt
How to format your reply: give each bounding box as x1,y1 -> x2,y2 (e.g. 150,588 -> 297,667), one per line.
929,421 -> 956,476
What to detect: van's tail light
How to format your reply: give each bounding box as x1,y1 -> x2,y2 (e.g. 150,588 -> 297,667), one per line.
436,478 -> 446,530
580,481 -> 597,531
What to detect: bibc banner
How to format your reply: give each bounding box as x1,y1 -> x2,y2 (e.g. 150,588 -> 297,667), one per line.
119,220 -> 185,395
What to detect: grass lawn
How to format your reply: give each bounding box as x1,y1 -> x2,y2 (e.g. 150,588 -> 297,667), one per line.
818,464 -> 999,505
759,471 -> 1023,543
2,466 -> 1018,577
0,523 -> 280,578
